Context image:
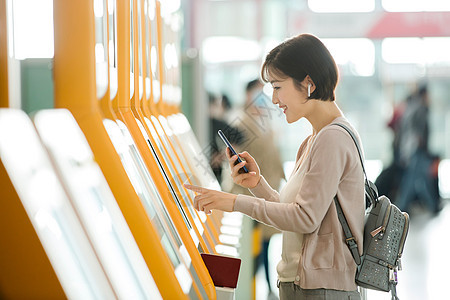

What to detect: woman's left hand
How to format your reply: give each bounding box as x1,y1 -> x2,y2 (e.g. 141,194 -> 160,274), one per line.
184,184 -> 237,214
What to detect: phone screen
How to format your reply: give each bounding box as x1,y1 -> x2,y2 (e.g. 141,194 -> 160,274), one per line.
218,130 -> 249,173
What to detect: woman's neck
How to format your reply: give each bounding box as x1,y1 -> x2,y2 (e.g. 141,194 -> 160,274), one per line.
307,100 -> 343,134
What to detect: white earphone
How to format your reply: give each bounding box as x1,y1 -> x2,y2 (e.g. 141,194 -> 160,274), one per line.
307,83 -> 311,97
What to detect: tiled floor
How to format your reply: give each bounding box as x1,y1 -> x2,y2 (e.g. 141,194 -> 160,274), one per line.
256,200 -> 450,300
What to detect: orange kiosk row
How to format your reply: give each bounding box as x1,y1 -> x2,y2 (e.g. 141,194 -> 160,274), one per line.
0,0 -> 242,299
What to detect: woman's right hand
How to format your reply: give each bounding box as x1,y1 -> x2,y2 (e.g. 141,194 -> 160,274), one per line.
226,148 -> 261,189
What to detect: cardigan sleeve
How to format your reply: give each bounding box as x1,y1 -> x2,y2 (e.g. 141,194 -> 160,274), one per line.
233,176 -> 279,216
236,134 -> 311,205
249,176 -> 280,202
233,128 -> 352,233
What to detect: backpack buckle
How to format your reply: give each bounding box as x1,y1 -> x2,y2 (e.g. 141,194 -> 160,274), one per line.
345,236 -> 357,247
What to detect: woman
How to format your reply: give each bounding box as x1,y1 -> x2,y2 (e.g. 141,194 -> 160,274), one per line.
185,34 -> 364,300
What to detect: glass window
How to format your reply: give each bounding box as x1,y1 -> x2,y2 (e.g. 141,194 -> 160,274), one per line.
136,0 -> 144,100
308,0 -> 374,13
323,38 -> 375,77
382,38 -> 424,64
12,0 -> 54,59
423,37 -> 450,65
108,0 -> 118,100
108,0 -> 117,68
382,37 -> 450,65
144,0 -> 151,99
130,0 -> 135,97
202,36 -> 261,64
382,0 -> 450,12
148,0 -> 160,102
6,0 -> 14,57
94,0 -> 108,99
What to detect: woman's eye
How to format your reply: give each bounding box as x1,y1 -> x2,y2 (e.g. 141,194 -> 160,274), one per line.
273,86 -> 280,90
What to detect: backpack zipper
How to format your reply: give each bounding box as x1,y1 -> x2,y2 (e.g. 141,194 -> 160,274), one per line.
370,203 -> 391,238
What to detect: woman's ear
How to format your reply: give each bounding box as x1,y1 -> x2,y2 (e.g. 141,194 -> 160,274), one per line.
305,75 -> 316,97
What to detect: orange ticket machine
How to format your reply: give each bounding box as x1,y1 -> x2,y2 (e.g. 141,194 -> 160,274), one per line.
0,109 -> 116,299
33,109 -> 163,299
112,0 -> 217,256
52,0 -> 188,298
0,4 -> 66,298
101,0 -> 215,298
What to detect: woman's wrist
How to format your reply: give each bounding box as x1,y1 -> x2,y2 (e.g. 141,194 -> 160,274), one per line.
249,175 -> 262,189
231,194 -> 237,211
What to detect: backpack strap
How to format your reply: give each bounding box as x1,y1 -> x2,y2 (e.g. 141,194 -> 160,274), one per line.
332,123 -> 367,175
334,196 -> 361,265
330,123 -> 369,266
389,279 -> 400,300
332,123 -> 378,206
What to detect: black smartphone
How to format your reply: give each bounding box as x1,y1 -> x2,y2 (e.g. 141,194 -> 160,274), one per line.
218,130 -> 249,173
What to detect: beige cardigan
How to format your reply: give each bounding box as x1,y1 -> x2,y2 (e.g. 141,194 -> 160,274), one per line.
234,117 -> 365,291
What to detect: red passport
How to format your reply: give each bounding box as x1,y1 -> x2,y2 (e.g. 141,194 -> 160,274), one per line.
201,253 -> 241,288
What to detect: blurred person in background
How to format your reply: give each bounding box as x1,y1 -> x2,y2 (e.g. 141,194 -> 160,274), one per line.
208,92 -> 244,183
221,93 -> 234,123
228,79 -> 285,300
187,34 -> 365,300
395,84 -> 441,215
375,94 -> 409,202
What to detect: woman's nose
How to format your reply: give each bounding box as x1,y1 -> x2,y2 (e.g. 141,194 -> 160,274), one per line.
271,93 -> 277,104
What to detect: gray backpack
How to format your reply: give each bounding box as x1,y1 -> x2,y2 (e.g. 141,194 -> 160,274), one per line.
332,123 -> 410,300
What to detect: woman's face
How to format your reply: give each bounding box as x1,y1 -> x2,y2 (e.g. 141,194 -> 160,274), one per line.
269,75 -> 311,124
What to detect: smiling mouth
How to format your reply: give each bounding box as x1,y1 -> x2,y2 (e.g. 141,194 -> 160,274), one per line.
277,103 -> 287,114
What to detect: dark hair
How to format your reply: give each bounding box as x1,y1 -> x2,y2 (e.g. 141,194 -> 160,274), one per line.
417,83 -> 428,97
260,34 -> 338,101
246,79 -> 262,92
208,92 -> 217,104
221,94 -> 232,110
